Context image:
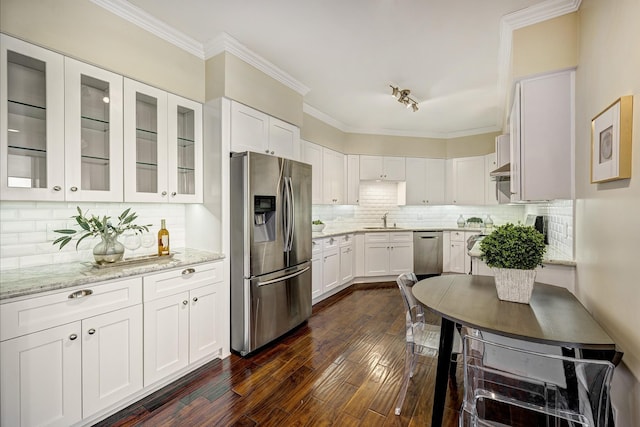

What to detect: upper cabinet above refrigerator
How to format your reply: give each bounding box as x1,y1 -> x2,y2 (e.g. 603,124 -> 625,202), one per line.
230,101 -> 300,161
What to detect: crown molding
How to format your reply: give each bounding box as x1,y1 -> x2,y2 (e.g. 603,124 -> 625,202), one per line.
90,0 -> 204,58
205,33 -> 310,96
303,103 -> 500,139
496,0 -> 582,130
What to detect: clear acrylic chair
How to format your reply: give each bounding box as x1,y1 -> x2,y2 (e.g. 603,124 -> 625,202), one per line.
395,272 -> 462,416
459,330 -> 615,427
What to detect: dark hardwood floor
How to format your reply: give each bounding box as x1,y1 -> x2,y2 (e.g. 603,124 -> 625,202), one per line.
93,283 -> 473,426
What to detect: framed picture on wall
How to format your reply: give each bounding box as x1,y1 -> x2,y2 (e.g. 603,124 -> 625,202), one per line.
591,95 -> 633,183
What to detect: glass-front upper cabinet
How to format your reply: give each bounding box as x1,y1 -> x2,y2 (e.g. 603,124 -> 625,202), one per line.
167,94 -> 202,203
64,58 -> 123,202
123,78 -> 168,202
1,34 -> 65,201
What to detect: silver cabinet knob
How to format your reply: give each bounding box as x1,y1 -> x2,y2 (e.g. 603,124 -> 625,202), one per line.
70,186 -> 78,192
69,334 -> 78,341
193,297 -> 198,303
171,192 -> 177,197
182,300 -> 188,305
161,191 -> 167,196
88,328 -> 96,335
53,186 -> 61,191
182,268 -> 196,276
265,149 -> 270,153
270,151 -> 274,155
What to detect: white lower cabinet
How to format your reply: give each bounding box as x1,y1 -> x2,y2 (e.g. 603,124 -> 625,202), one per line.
364,232 -> 413,276
143,262 -> 225,387
322,237 -> 340,293
0,277 -> 143,427
446,231 -> 479,274
312,234 -> 356,303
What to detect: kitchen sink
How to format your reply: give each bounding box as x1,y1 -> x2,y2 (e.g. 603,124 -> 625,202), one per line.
363,226 -> 403,230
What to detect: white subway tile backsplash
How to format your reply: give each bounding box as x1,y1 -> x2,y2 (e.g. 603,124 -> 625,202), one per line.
0,202 -> 187,271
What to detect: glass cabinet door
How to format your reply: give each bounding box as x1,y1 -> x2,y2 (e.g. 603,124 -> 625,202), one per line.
64,58 -> 123,201
167,94 -> 202,203
123,78 -> 167,202
1,34 -> 64,201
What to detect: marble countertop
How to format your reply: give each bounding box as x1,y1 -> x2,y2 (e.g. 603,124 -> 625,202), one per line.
0,248 -> 225,301
468,240 -> 575,267
312,226 -> 484,238
313,226 -> 575,267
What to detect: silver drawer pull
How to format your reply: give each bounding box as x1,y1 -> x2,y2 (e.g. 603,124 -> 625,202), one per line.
69,334 -> 78,341
183,300 -> 188,305
88,328 -> 96,335
193,297 -> 198,303
182,268 -> 196,276
68,289 -> 93,299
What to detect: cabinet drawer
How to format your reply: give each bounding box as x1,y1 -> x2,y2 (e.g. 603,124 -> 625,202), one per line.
390,232 -> 412,242
143,261 -> 223,302
338,233 -> 354,247
365,232 -> 389,243
0,277 -> 142,341
450,231 -> 466,242
322,236 -> 339,251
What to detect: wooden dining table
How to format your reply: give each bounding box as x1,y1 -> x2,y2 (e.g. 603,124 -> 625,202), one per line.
412,274 -> 622,427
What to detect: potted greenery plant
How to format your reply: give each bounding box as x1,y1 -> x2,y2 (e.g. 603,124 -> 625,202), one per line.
53,207 -> 151,264
312,219 -> 325,232
479,223 -> 546,303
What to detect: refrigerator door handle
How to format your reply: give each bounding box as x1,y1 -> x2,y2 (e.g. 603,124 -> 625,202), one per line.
256,266 -> 311,287
282,176 -> 291,252
286,177 -> 295,252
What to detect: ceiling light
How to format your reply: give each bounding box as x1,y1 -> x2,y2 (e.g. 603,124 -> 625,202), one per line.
389,85 -> 419,112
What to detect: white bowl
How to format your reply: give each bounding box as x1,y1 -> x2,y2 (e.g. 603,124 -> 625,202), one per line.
312,224 -> 325,232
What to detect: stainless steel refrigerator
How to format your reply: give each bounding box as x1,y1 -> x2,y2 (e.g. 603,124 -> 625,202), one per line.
230,152 -> 312,356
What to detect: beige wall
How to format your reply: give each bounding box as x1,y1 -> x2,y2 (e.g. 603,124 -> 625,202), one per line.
344,133 -> 446,158
575,0 -> 640,397
0,0 -> 204,101
223,54 -> 303,127
446,133 -> 498,158
512,13 -> 578,79
301,114 -> 346,152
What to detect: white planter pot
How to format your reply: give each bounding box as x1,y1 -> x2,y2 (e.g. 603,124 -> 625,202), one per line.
492,268 -> 536,304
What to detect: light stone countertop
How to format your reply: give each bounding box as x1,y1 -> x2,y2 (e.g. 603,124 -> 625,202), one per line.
313,226 -> 576,267
0,248 -> 225,301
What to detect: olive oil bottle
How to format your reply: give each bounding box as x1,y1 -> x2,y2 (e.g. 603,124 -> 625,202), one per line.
158,219 -> 170,256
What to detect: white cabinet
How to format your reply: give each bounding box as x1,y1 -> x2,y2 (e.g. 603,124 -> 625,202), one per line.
311,239 -> 323,299
405,157 -> 445,205
359,155 -> 406,181
451,156 -> 486,205
446,230 -> 479,274
510,70 -> 574,202
64,57 -> 124,202
364,232 -> 413,276
346,154 -> 360,204
321,236 -> 340,292
338,234 -> 354,284
484,153 -> 498,205
0,277 -> 143,426
1,34 -> 65,201
322,147 -> 344,204
124,79 -> 203,203
143,261 -> 225,386
302,140 -> 323,204
230,101 -> 300,160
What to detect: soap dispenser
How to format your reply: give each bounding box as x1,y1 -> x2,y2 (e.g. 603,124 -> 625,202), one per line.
457,215 -> 465,228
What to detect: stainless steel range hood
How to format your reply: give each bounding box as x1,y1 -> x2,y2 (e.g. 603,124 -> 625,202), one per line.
489,163 -> 511,178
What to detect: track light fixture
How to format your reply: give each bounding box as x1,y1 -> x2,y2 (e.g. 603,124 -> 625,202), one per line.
390,85 -> 419,112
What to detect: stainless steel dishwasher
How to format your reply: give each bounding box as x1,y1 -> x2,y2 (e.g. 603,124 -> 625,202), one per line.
413,231 -> 443,276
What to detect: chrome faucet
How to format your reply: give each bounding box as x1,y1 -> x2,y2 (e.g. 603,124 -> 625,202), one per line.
382,212 -> 389,228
